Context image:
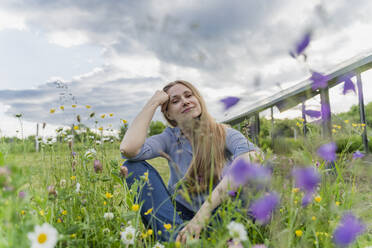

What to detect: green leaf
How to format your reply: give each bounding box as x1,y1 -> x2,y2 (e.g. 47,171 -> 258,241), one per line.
0,152 -> 4,166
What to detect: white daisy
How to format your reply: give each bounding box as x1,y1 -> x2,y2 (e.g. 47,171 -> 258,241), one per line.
75,182 -> 80,193
27,223 -> 58,248
103,212 -> 114,220
227,221 -> 247,243
120,225 -> 136,245
84,148 -> 96,159
59,179 -> 66,188
153,242 -> 165,248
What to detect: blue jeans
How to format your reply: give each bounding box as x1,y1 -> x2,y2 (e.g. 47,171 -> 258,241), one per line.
123,160 -> 195,241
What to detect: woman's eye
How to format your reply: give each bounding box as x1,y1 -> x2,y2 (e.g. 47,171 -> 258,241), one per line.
172,100 -> 179,104
185,94 -> 192,98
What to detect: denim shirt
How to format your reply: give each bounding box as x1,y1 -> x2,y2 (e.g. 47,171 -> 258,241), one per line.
123,126 -> 258,211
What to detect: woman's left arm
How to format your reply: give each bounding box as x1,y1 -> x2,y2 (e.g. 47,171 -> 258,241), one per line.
176,150 -> 261,243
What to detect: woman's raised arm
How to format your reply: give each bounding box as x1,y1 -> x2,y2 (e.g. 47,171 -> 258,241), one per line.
120,90 -> 169,158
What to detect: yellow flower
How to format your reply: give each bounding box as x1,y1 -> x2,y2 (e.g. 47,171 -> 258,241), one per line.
70,233 -> 76,238
143,172 -> 149,181
295,230 -> 303,237
312,216 -> 316,221
98,127 -> 103,131
109,113 -> 114,117
86,105 -> 91,109
147,229 -> 153,235
337,125 -> 341,129
60,106 -> 64,110
122,119 -> 127,124
50,109 -> 55,114
57,218 -> 62,223
292,188 -> 300,193
105,192 -> 113,199
175,241 -> 181,248
141,232 -> 147,238
104,201 -> 107,206
62,210 -> 67,215
332,129 -> 337,133
335,201 -> 340,206
144,208 -> 153,215
299,118 -> 304,122
131,204 -> 139,211
72,104 -> 77,108
71,176 -> 76,180
163,223 -> 172,230
73,125 -> 79,130
157,230 -> 162,235
314,196 -> 322,203
100,114 -> 106,119
294,200 -> 298,204
344,120 -> 349,124
39,210 -> 45,216
352,123 -> 357,127
21,210 -> 25,215
361,123 -> 366,127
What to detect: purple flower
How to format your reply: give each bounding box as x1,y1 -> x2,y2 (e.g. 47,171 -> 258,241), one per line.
352,150 -> 364,160
311,71 -> 330,90
333,213 -> 365,246
228,190 -> 237,197
18,191 -> 26,199
292,167 -> 320,193
228,158 -> 271,187
339,73 -> 356,95
317,142 -> 337,162
94,159 -> 103,173
295,31 -> 311,56
321,103 -> 331,121
220,97 -> 240,111
304,109 -> 321,118
301,192 -> 314,207
250,192 -> 280,224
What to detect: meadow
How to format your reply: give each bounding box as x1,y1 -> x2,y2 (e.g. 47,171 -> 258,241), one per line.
0,116 -> 371,248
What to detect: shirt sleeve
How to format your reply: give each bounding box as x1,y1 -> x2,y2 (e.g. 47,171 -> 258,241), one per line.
225,127 -> 259,160
121,128 -> 171,161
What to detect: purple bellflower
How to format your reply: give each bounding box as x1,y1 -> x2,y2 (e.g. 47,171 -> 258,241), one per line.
333,213 -> 365,246
317,142 -> 337,162
338,73 -> 356,95
292,167 -> 320,194
228,158 -> 271,187
352,150 -> 364,160
220,97 -> 240,111
290,31 -> 311,58
250,192 -> 280,224
311,71 -> 330,90
304,109 -> 321,118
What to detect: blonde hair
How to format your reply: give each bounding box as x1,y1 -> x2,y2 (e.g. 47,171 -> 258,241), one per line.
161,80 -> 227,194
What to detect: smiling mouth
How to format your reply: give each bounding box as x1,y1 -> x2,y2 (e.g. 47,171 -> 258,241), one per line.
182,107 -> 193,113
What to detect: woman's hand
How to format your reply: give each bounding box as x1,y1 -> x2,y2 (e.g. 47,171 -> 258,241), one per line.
149,90 -> 169,107
176,210 -> 210,244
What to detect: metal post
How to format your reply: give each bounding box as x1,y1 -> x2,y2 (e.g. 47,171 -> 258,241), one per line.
254,113 -> 260,145
320,87 -> 332,140
270,107 -> 274,140
356,73 -> 369,153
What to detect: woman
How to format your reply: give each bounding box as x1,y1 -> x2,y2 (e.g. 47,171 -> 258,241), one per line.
120,80 -> 261,243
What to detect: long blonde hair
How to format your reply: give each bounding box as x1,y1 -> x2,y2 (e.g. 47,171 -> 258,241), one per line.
161,80 -> 227,194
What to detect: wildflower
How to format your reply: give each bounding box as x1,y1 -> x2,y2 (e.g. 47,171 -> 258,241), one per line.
73,126 -> 79,130
311,71 -> 330,90
141,232 -> 148,238
50,109 -> 55,114
220,97 -> 240,111
100,114 -> 106,119
289,30 -> 311,58
19,191 -> 26,199
314,196 -> 322,203
352,123 -> 358,127
175,241 -> 181,248
335,201 -> 340,206
144,208 -> 153,215
72,104 -> 77,108
94,160 -> 103,173
292,167 -> 320,193
295,230 -> 303,237
103,201 -> 107,206
153,242 -> 165,248
147,229 -> 153,235
76,182 -> 80,193
27,223 -> 58,248
86,105 -> 91,109
352,150 -> 365,160
227,221 -> 248,243
304,109 -> 321,118
60,179 -> 66,188
71,176 -> 76,180
228,158 -> 271,187
109,113 -> 114,117
292,188 -> 300,193
120,166 -> 128,177
312,216 -> 316,221
339,73 -> 356,95
317,142 -> 337,162
122,119 -> 127,124
57,218 -> 62,223
333,213 -> 365,246
158,230 -> 162,235
249,192 -> 279,224
131,204 -> 139,211
62,210 -> 67,215
163,223 -> 172,230
105,192 -> 113,199
98,127 -> 103,131
142,172 -> 149,181
21,210 -> 26,215
84,148 -> 96,159
228,190 -> 237,197
39,210 -> 45,216
344,119 -> 349,124
361,123 -> 366,127
104,212 -> 114,220
70,233 -> 76,238
120,225 -> 136,245
48,185 -> 57,197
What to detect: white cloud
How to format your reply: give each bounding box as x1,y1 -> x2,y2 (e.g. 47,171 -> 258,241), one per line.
47,30 -> 90,47
0,10 -> 26,31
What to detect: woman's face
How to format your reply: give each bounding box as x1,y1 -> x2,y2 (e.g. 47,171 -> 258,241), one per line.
165,83 -> 202,125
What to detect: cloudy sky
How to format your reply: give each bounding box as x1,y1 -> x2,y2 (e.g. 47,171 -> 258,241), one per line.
1,0 -> 372,138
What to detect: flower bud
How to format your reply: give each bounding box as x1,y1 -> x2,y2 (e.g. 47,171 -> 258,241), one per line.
94,160 -> 103,173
